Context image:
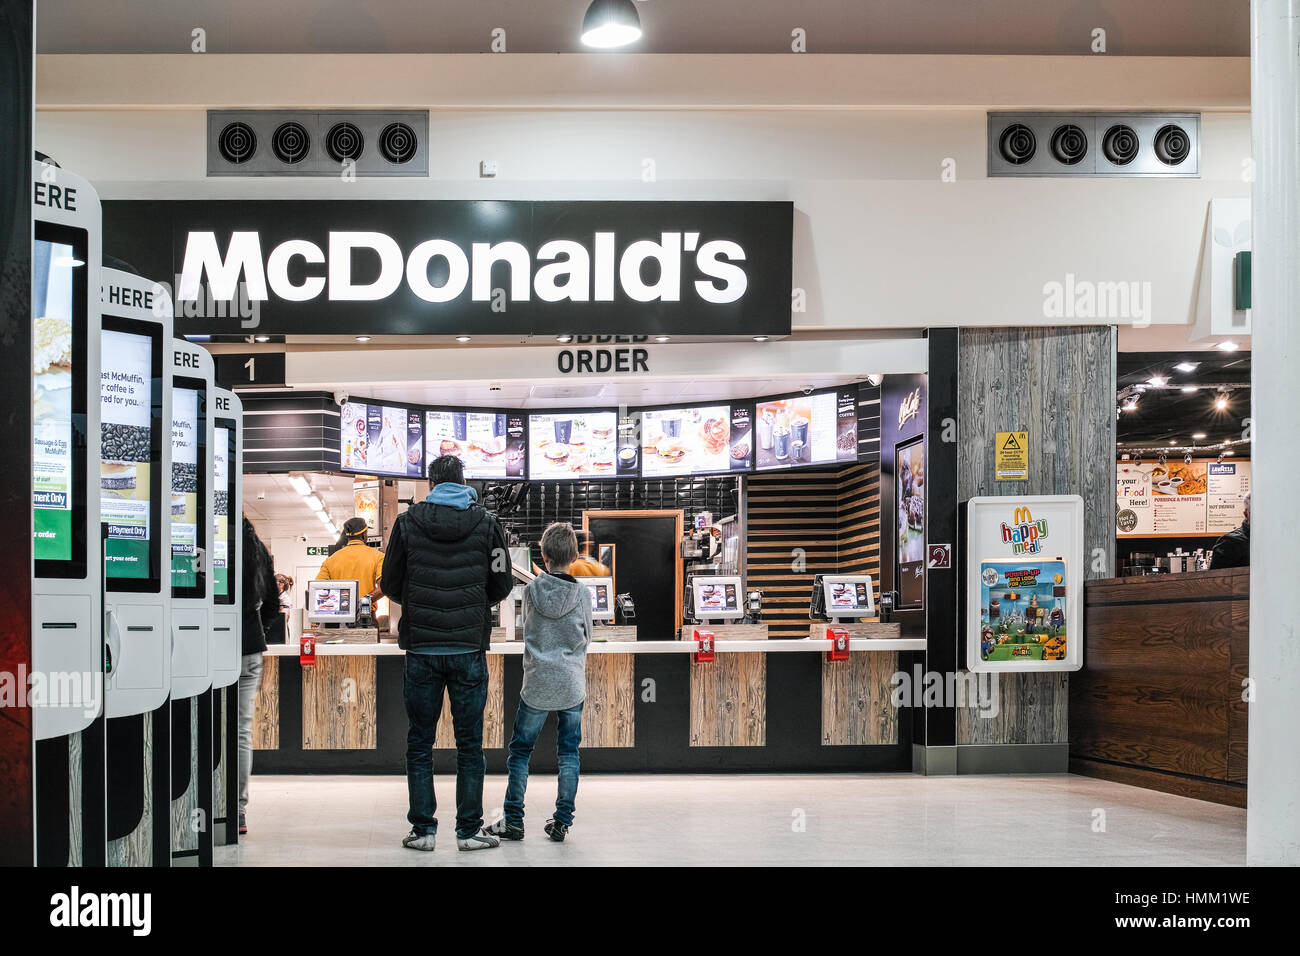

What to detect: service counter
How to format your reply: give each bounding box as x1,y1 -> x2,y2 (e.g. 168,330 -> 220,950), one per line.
254,623 -> 923,773
1070,567 -> 1249,807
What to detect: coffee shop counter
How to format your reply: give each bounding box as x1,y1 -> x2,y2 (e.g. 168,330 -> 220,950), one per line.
253,625 -> 924,774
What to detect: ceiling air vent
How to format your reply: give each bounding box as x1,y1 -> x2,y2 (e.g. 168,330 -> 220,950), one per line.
378,122 -> 418,164
217,122 -> 257,165
325,122 -> 365,163
271,122 -> 311,164
988,113 -> 1199,178
207,110 -> 427,177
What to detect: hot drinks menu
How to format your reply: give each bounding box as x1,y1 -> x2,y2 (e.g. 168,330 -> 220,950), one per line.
1116,460 -> 1250,536
754,388 -> 858,471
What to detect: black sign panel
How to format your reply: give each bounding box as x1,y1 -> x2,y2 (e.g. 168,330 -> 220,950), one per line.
214,352 -> 286,389
102,200 -> 793,338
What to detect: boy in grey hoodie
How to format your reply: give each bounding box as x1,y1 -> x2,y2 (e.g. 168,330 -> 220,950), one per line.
487,522 -> 593,842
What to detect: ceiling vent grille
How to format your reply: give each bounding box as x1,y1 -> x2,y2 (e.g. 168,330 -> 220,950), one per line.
988,113 -> 1199,178
207,110 -> 428,177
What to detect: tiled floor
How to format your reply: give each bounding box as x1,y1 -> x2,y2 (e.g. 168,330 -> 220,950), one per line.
217,773 -> 1246,866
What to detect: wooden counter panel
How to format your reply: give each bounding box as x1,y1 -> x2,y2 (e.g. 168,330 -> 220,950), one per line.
433,654 -> 504,750
1084,602 -> 1234,675
302,655 -> 377,750
821,651 -> 898,746
690,654 -> 766,747
252,655 -> 279,751
1084,567 -> 1249,605
808,622 -> 900,641
680,624 -> 769,642
958,673 -> 1069,745
582,655 -> 635,748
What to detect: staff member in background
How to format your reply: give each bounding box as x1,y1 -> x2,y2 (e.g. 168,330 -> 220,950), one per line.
266,573 -> 293,645
1210,490 -> 1251,569
318,517 -> 384,602
568,529 -> 610,577
239,516 -> 280,836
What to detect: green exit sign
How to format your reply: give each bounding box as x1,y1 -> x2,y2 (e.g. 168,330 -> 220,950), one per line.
306,546 -> 331,556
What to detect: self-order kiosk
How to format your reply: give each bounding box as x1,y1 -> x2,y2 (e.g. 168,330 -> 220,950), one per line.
100,267 -> 173,867
170,338 -> 215,866
32,160 -> 106,866
211,386 -> 242,846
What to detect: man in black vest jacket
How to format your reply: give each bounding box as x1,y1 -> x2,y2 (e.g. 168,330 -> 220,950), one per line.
382,455 -> 515,851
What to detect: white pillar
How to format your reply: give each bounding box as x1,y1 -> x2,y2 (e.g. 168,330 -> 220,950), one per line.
1248,0 -> 1300,866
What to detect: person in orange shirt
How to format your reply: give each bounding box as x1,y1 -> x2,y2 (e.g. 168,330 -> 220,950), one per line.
567,529 -> 610,577
318,517 -> 384,602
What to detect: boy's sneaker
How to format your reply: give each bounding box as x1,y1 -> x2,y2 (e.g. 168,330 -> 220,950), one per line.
544,819 -> 570,842
238,812 -> 247,835
485,819 -> 525,841
402,829 -> 436,851
456,829 -> 501,851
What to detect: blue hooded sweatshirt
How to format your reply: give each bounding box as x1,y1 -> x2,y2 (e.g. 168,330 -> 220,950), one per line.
426,482 -> 477,510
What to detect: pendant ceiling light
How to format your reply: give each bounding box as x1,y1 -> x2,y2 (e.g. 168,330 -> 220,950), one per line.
581,0 -> 642,49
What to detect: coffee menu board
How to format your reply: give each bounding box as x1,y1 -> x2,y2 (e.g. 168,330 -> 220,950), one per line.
425,408 -> 526,479
754,387 -> 858,471
100,328 -> 154,580
340,401 -> 424,478
638,403 -> 753,477
1116,460 -> 1251,536
527,409 -> 619,479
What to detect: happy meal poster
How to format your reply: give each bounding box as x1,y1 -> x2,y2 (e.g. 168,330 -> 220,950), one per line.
977,559 -> 1068,663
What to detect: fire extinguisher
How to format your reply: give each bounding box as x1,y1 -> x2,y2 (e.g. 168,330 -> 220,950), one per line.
693,628 -> 716,664
826,626 -> 850,662
300,634 -> 317,667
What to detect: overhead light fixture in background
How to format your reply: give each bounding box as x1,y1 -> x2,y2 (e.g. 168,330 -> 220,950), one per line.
1147,375 -> 1168,387
581,0 -> 642,48
305,495 -> 323,512
1192,432 -> 1207,440
1217,340 -> 1239,351
1184,452 -> 1193,464
1181,385 -> 1198,393
355,335 -> 371,343
752,335 -> 770,343
1214,393 -> 1230,411
1122,399 -> 1139,411
1174,361 -> 1200,373
654,335 -> 671,343
288,475 -> 312,496
867,374 -> 884,387
556,335 -> 573,343
456,335 -> 472,343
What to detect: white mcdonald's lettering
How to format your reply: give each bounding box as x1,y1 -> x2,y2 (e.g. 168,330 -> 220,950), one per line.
177,230 -> 749,306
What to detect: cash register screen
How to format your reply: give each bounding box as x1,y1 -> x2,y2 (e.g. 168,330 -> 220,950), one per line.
307,580 -> 358,624
584,577 -> 614,622
821,574 -> 875,617
691,575 -> 744,620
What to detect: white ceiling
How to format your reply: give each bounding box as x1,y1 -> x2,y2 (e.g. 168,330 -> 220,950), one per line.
243,471 -> 357,542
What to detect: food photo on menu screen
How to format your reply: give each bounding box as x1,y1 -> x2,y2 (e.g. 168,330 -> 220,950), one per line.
100,329 -> 153,580
32,238 -> 77,564
697,581 -> 738,612
314,586 -> 350,616
528,410 -> 618,478
754,387 -> 858,471
426,409 -> 526,479
896,437 -> 926,606
639,404 -> 753,477
828,579 -> 871,612
340,401 -> 424,478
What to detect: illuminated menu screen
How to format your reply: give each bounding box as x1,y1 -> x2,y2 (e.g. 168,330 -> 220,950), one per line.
100,327 -> 154,581
754,387 -> 859,471
340,401 -> 424,478
170,386 -> 203,593
426,409 -> 526,479
638,404 -> 753,477
527,410 -> 619,479
212,424 -> 231,600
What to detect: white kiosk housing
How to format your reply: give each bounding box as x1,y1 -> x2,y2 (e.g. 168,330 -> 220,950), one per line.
211,386 -> 242,847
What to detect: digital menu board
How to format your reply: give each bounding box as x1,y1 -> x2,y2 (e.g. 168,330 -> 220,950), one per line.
340,400 -> 424,478
33,231 -> 86,573
100,326 -> 157,584
896,436 -> 925,608
170,385 -> 204,595
754,387 -> 859,472
212,423 -> 233,601
425,408 -> 526,480
527,409 -> 619,479
638,403 -> 753,477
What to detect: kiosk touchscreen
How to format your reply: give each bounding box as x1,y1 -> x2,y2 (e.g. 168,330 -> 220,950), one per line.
307,580 -> 359,625
210,388 -> 242,688
815,574 -> 876,620
689,575 -> 745,622
583,577 -> 615,623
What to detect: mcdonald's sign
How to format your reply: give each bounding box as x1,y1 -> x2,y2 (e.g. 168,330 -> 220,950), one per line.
1000,507 -> 1050,554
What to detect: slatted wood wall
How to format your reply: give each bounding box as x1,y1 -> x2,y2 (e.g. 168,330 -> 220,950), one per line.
746,463 -> 881,639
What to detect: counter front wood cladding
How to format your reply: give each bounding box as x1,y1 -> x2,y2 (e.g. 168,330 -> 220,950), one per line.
684,624 -> 767,747
1071,568 -> 1248,807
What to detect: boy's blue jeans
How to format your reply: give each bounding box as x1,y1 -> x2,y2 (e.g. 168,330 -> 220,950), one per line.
503,698 -> 583,827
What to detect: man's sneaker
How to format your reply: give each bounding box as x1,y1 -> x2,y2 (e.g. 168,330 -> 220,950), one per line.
544,819 -> 570,842
402,829 -> 436,851
456,829 -> 501,851
485,819 -> 525,841
238,812 -> 247,835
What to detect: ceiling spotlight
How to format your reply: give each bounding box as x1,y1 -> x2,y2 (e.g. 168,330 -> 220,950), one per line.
653,335 -> 671,343
1217,340 -> 1239,352
581,0 -> 643,49
1122,399 -> 1139,411
253,335 -> 271,343
1224,449 -> 1235,456
1169,439 -> 1178,445
305,495 -> 323,512
1174,361 -> 1199,373
1147,375 -> 1168,387
867,374 -> 884,387
1192,432 -> 1207,440
1214,394 -> 1229,411
355,335 -> 371,343
555,335 -> 573,343
455,335 -> 472,343
752,335 -> 770,343
1180,385 -> 1198,393
288,475 -> 312,496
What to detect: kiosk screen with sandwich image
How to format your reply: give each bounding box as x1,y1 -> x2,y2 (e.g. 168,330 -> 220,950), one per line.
691,574 -> 745,620
820,574 -> 875,617
583,577 -> 615,622
308,580 -> 359,625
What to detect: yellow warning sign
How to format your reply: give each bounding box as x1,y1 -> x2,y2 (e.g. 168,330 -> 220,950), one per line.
995,431 -> 1029,481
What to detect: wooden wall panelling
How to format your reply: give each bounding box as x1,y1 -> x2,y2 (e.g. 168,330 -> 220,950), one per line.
302,655 -> 378,750
434,654 -> 505,750
956,326 -> 1115,745
822,651 -> 899,745
581,654 -> 635,748
690,654 -> 766,747
252,654 -> 279,750
1227,599 -> 1249,784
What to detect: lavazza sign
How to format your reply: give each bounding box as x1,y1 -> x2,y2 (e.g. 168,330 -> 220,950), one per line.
109,200 -> 794,337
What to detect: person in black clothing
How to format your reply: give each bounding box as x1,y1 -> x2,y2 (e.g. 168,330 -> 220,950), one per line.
381,455 -> 515,852
1211,491 -> 1251,569
239,515 -> 280,834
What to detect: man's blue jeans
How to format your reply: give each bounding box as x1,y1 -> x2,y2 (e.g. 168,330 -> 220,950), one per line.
403,651 -> 488,840
503,698 -> 583,828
